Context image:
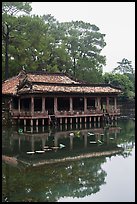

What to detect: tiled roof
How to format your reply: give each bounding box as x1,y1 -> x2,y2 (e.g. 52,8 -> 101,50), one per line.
2,70 -> 122,95
27,73 -> 79,84
2,76 -> 20,95
17,83 -> 121,94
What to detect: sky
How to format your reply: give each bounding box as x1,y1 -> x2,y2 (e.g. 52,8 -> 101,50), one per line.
30,2 -> 135,73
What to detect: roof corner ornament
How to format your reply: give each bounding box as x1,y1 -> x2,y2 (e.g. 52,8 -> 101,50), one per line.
18,66 -> 26,79
22,65 -> 25,71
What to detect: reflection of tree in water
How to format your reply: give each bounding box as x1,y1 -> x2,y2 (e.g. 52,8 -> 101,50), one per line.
116,119 -> 135,158
2,119 -> 135,202
2,156 -> 107,202
118,119 -> 135,140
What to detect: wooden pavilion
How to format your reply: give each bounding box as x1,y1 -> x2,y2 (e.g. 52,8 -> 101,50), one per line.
2,70 -> 122,126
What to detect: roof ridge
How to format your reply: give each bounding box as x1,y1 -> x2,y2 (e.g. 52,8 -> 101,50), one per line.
26,71 -> 67,75
2,75 -> 19,83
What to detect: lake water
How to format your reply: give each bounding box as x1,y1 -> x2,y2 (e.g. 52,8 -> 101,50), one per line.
2,119 -> 135,202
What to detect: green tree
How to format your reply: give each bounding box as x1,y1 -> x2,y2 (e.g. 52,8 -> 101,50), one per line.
2,2 -> 32,16
2,12 -> 71,79
111,58 -> 135,98
2,2 -> 32,79
41,14 -> 72,73
103,72 -> 135,99
59,21 -> 106,82
112,58 -> 134,74
2,10 -> 106,83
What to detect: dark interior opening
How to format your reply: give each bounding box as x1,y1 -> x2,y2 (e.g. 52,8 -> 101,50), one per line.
12,97 -> 18,109
87,98 -> 95,110
34,98 -> 42,111
73,97 -> 84,111
45,97 -> 54,114
57,97 -> 70,111
21,98 -> 31,111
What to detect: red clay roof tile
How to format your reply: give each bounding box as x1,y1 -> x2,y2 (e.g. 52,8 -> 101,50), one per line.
2,71 -> 122,95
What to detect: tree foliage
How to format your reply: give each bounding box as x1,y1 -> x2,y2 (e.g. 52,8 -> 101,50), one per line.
2,2 -> 32,16
103,72 -> 135,99
109,58 -> 135,99
2,2 -> 32,79
59,21 -> 106,82
2,4 -> 107,82
112,58 -> 134,75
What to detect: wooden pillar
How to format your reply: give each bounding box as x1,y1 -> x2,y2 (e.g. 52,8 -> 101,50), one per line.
24,119 -> 26,126
70,117 -> 72,124
65,124 -> 68,130
97,97 -> 101,110
114,97 -> 117,110
36,119 -> 38,126
24,126 -> 26,132
30,126 -> 33,133
60,118 -> 62,124
95,97 -> 97,109
36,126 -> 38,132
94,117 -> 96,122
48,118 -> 51,125
70,97 -> 73,114
84,97 -> 87,113
42,118 -> 44,126
98,121 -> 101,128
42,126 -> 44,132
60,125 -> 63,131
54,97 -> 57,114
89,122 -> 92,128
106,96 -> 109,112
30,119 -> 33,126
31,96 -> 34,116
42,97 -> 45,113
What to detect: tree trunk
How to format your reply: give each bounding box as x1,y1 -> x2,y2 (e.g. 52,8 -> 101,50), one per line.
5,25 -> 9,80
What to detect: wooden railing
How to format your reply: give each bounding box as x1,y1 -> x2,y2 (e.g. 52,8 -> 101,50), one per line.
56,108 -> 120,116
11,110 -> 48,117
11,108 -> 120,118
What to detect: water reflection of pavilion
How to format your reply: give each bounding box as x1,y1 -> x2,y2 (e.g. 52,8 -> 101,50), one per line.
2,124 -> 124,167
2,120 -> 135,202
11,126 -> 122,150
